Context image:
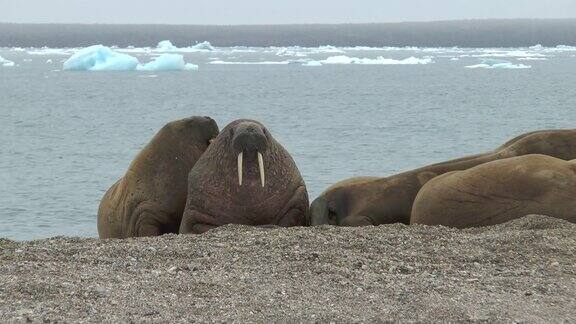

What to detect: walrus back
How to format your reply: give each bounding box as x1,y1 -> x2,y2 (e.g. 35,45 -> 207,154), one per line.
97,178 -> 131,239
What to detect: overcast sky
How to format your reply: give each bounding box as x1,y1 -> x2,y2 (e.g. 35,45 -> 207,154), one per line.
1,0 -> 576,25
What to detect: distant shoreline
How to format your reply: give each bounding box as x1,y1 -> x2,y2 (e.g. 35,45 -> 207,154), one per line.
1,18 -> 576,48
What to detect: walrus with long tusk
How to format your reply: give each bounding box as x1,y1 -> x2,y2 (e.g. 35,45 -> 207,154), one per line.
411,154 -> 576,228
97,116 -> 219,238
179,119 -> 310,234
310,129 -> 576,226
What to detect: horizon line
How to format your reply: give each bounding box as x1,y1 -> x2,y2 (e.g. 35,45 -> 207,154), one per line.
1,17 -> 576,27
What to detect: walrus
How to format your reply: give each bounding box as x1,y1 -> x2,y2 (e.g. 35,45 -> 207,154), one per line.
411,154 -> 576,228
311,129 -> 576,226
97,116 -> 219,238
179,119 -> 309,234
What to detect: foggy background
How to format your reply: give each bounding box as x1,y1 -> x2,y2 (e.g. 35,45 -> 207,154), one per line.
1,0 -> 576,25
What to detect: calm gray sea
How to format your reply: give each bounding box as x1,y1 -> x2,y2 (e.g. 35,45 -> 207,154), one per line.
1,45 -> 575,240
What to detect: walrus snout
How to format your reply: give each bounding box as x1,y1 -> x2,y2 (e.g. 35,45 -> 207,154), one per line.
232,122 -> 269,188
232,123 -> 268,154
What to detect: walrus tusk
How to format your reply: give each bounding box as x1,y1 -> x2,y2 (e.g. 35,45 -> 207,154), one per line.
258,151 -> 265,187
238,151 -> 243,186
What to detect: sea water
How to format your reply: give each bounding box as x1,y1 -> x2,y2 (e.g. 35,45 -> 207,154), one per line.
1,45 -> 575,240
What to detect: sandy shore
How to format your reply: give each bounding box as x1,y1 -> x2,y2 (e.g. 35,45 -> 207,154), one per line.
1,215 -> 575,323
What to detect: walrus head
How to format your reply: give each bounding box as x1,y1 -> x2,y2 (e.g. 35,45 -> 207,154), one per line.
166,116 -> 219,148
230,120 -> 269,188
180,118 -> 310,233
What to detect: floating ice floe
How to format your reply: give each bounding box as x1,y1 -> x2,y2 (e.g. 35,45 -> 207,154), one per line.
155,40 -> 215,52
517,57 -> 548,61
137,53 -> 198,71
317,55 -> 433,65
315,45 -> 346,53
190,41 -> 215,51
210,55 -> 432,66
209,60 -> 292,65
0,55 -> 16,67
465,59 -> 531,69
463,50 -> 547,58
302,61 -> 323,67
63,45 -> 198,71
28,47 -> 75,56
63,45 -> 139,71
275,47 -> 308,57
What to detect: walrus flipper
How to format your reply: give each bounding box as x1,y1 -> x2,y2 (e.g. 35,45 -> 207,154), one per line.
276,185 -> 310,226
179,210 -> 219,234
131,210 -> 170,237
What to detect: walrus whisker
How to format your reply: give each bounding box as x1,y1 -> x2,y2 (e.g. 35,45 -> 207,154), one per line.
258,151 -> 265,187
238,151 -> 243,186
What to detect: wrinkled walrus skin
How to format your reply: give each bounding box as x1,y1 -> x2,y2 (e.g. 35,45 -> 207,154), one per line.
97,116 -> 219,238
411,154 -> 576,228
310,129 -> 576,226
179,119 -> 309,234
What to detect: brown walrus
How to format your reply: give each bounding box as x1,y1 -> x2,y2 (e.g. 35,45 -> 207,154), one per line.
179,119 -> 309,234
97,116 -> 219,238
310,129 -> 576,226
411,154 -> 576,228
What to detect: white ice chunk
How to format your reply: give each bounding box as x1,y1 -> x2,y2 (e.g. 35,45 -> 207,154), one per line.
137,53 -> 198,71
315,45 -> 345,53
156,40 -> 214,52
517,57 -> 548,61
466,50 -> 547,58
63,45 -> 139,71
28,48 -> 75,56
0,55 -> 16,67
209,60 -> 291,65
157,40 -> 178,52
465,59 -> 531,69
320,55 -> 433,65
184,63 -> 199,70
190,41 -> 215,51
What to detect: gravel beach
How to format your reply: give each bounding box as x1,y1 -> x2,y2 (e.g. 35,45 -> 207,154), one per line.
1,215 -> 575,323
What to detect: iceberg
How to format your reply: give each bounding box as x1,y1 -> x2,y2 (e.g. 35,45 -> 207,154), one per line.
0,55 -> 16,67
137,53 -> 198,71
157,40 -> 178,52
63,45 -> 199,71
465,59 -> 531,69
63,45 -> 139,71
190,41 -> 215,51
320,55 -> 433,65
